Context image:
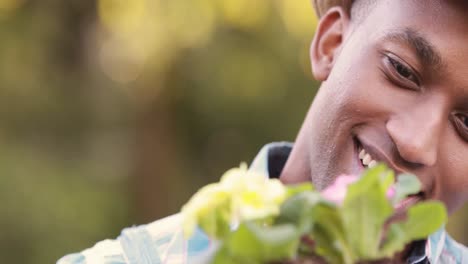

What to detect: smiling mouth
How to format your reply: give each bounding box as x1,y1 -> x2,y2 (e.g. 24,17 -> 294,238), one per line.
353,136 -> 426,211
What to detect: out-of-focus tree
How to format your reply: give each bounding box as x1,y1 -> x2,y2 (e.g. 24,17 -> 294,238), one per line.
93,0 -> 320,223
0,1 -> 466,264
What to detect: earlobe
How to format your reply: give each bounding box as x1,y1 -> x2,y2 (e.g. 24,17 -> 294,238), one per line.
310,7 -> 350,81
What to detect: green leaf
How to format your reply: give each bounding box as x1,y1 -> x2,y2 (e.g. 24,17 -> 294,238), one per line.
286,183 -> 315,197
215,222 -> 300,263
400,201 -> 447,240
392,174 -> 422,204
310,203 -> 353,264
276,191 -> 322,234
341,165 -> 394,259
379,201 -> 447,258
378,223 -> 407,258
211,246 -> 257,264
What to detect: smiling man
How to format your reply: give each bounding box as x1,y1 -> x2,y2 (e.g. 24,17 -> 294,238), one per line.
281,0 -> 468,217
278,0 -> 468,262
58,0 -> 468,263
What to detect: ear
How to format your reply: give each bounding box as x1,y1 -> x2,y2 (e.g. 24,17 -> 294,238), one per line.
310,7 -> 350,81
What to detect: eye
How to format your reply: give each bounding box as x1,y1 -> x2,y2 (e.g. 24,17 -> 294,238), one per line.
453,113 -> 468,141
386,55 -> 420,86
458,114 -> 468,127
461,115 -> 468,126
380,52 -> 422,90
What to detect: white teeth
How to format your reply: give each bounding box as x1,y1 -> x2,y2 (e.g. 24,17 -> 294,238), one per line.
363,154 -> 372,165
359,149 -> 366,159
359,148 -> 377,167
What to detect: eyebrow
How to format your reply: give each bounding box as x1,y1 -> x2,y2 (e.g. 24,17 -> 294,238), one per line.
383,28 -> 443,70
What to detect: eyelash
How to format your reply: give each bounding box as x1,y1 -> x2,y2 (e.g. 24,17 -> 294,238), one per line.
453,113 -> 468,141
385,55 -> 420,88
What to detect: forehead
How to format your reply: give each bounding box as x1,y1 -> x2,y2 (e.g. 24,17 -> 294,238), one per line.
360,1 -> 468,52
356,0 -> 468,89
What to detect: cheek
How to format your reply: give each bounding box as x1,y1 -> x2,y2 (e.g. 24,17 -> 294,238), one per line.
329,76 -> 390,122
439,173 -> 468,213
437,138 -> 468,212
434,132 -> 468,212
324,57 -> 393,121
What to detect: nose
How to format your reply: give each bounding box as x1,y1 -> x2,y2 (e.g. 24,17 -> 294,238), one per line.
386,98 -> 446,167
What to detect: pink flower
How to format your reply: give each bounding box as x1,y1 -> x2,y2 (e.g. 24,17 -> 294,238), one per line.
321,174 -> 359,205
386,186 -> 396,200
321,174 -> 397,205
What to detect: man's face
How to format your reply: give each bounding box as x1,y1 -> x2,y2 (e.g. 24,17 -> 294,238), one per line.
282,0 -> 468,214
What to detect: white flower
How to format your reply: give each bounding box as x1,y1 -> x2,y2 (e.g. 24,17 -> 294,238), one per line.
181,163 -> 287,239
181,183 -> 231,238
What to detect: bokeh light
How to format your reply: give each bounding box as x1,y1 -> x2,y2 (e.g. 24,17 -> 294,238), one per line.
98,0 -> 148,36
279,0 -> 318,41
220,0 -> 270,31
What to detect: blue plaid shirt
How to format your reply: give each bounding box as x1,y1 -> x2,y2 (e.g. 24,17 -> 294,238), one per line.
57,142 -> 467,264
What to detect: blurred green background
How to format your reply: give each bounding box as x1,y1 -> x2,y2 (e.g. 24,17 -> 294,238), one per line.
0,0 -> 465,263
